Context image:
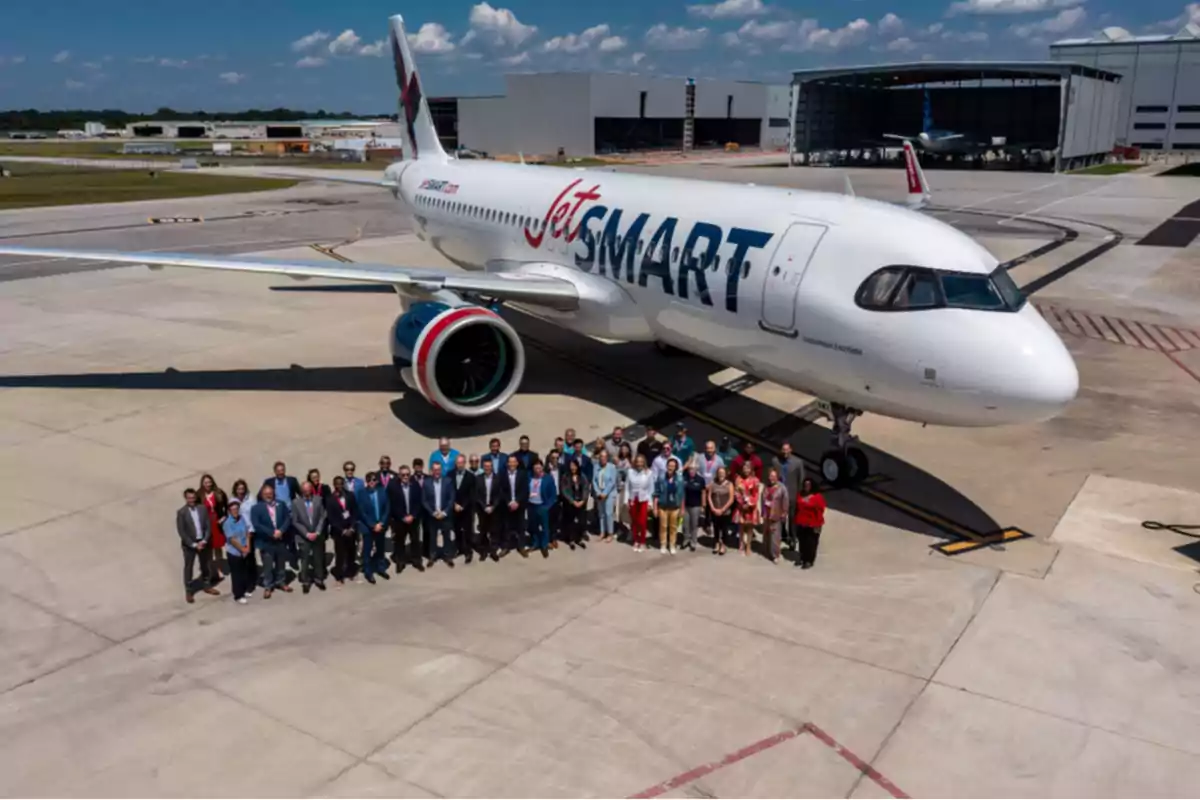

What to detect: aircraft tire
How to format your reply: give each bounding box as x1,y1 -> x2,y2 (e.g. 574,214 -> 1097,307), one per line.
820,450 -> 849,487
846,447 -> 869,484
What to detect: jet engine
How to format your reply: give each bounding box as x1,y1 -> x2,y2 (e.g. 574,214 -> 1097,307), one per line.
390,299 -> 526,417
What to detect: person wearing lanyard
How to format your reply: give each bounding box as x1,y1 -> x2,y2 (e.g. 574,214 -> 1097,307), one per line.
526,461 -> 558,557
592,449 -> 618,544
626,455 -> 655,552
230,478 -> 258,594
560,458 -> 591,550
250,484 -> 292,598
326,476 -> 360,584
342,461 -> 364,494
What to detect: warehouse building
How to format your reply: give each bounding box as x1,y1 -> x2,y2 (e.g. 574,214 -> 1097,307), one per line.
447,73 -> 791,158
788,60 -> 1122,172
1051,24 -> 1200,151
121,119 -> 397,140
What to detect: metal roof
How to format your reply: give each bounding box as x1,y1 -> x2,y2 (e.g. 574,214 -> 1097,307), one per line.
790,60 -> 1120,86
1053,24 -> 1200,46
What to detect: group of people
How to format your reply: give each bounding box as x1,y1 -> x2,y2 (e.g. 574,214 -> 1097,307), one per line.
173,424 -> 828,604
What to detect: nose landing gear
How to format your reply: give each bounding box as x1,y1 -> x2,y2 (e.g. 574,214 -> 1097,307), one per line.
819,403 -> 869,487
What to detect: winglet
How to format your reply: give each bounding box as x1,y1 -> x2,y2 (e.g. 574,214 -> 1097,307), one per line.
903,141 -> 931,210
389,15 -> 448,162
843,172 -> 855,198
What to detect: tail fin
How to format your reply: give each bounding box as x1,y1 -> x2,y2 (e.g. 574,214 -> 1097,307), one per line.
903,141 -> 931,210
389,15 -> 447,161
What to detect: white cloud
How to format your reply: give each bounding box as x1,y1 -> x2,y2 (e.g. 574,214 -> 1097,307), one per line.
408,22 -> 457,54
645,23 -> 710,50
358,40 -> 386,56
885,36 -> 917,51
926,22 -> 946,34
295,55 -> 326,68
737,18 -> 795,40
219,71 -> 246,84
131,55 -> 156,63
687,0 -> 766,19
64,78 -> 84,89
598,35 -> 627,52
82,60 -> 101,70
464,2 -> 538,48
942,28 -> 991,42
947,0 -> 1083,16
328,29 -> 362,55
803,18 -> 872,50
631,51 -> 647,65
1011,6 -> 1086,36
0,55 -> 25,66
52,50 -> 70,63
878,13 -> 905,35
291,30 -> 330,51
542,23 -> 613,53
498,51 -> 531,65
159,58 -> 188,67
1149,2 -> 1200,30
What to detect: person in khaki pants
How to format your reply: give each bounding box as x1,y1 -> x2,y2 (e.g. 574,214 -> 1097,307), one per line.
653,458 -> 684,554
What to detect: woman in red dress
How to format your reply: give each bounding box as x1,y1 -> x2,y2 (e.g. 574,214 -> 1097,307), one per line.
793,477 -> 827,569
199,474 -> 229,580
733,461 -> 761,557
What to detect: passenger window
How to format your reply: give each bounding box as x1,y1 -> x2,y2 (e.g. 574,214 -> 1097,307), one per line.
637,239 -> 644,254
671,247 -> 679,263
856,267 -> 906,309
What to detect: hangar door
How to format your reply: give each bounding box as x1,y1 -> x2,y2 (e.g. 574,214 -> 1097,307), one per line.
761,222 -> 827,331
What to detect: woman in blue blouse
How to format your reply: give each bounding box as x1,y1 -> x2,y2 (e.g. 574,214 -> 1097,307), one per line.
222,500 -> 253,604
592,449 -> 618,543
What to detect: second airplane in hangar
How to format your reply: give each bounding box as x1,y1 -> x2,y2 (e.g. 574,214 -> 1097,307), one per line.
0,13 -> 1079,485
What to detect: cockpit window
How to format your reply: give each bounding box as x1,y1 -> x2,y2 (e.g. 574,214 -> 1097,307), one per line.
856,265 -> 1026,313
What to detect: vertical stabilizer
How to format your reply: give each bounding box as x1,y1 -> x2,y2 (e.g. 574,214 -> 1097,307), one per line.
389,15 -> 448,161
903,141 -> 932,210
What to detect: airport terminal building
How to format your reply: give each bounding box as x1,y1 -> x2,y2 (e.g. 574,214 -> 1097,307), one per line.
787,60 -> 1123,172
441,73 -> 792,158
1051,24 -> 1200,151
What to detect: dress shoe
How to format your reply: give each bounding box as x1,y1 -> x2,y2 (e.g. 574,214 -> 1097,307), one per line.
202,587 -> 220,596
302,584 -> 311,595
377,570 -> 390,580
426,558 -> 436,568
414,561 -> 426,572
568,542 -> 576,551
464,555 -> 473,565
578,540 -> 587,549
445,558 -> 455,568
280,584 -> 293,593
490,551 -> 500,562
316,581 -> 326,591
518,548 -> 529,558
395,563 -> 405,575
365,575 -> 376,584
264,588 -> 274,599
541,548 -> 549,559
186,593 -> 195,604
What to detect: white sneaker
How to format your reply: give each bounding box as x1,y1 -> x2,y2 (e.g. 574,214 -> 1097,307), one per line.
236,597 -> 248,605
669,546 -> 677,555
660,545 -> 667,554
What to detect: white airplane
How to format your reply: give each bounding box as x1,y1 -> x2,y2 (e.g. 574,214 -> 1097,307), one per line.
0,14 -> 1078,486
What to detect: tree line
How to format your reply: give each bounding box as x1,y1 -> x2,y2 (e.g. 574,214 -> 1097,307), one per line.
0,108 -> 399,131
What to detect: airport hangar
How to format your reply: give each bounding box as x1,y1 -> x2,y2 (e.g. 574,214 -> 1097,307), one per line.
430,72 -> 792,158
786,61 -> 1123,172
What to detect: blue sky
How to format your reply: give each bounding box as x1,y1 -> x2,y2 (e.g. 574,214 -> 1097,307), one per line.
0,0 -> 1194,112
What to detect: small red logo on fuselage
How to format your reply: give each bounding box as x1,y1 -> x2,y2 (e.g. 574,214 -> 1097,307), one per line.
525,178 -> 603,248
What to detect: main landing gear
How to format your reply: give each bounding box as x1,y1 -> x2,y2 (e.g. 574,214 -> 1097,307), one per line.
819,403 -> 869,487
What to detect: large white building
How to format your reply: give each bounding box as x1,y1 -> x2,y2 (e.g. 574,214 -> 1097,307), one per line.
1051,24 -> 1200,151
450,72 -> 791,158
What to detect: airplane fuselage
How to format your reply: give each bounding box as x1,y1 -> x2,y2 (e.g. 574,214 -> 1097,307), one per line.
386,157 -> 1077,428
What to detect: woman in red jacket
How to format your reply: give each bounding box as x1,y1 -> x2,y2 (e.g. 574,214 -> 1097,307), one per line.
793,477 -> 826,569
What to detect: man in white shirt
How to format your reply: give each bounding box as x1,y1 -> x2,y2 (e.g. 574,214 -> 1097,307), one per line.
651,442 -> 682,484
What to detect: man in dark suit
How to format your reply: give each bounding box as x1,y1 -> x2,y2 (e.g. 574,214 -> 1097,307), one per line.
250,483 -> 293,598
498,454 -> 530,558
354,471 -> 391,585
770,442 -> 806,548
176,487 -> 220,603
265,460 -> 303,570
452,454 -> 478,564
474,457 -> 502,561
325,476 -> 359,584
377,455 -> 397,489
422,461 -> 457,567
411,457 -> 429,566
513,435 -> 538,472
291,481 -> 327,594
387,465 -> 424,573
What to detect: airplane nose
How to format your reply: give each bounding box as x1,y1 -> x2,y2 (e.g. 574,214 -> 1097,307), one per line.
1011,307 -> 1079,422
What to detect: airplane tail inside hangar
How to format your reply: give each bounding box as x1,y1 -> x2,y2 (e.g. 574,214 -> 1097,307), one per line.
787,61 -> 1123,172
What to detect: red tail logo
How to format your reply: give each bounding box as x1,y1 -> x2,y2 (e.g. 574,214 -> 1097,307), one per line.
904,144 -> 922,195
391,33 -> 421,158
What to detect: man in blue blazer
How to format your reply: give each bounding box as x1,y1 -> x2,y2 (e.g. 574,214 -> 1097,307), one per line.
355,471 -> 391,584
422,461 -> 458,567
250,483 -> 293,598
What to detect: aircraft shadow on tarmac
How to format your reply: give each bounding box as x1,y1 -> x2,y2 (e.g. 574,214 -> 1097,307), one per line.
0,289 -> 1009,546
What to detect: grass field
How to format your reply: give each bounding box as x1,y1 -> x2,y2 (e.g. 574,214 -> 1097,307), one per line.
1069,162 -> 1144,176
0,162 -> 297,209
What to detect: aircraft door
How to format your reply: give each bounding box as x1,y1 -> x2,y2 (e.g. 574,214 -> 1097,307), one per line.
760,222 -> 828,332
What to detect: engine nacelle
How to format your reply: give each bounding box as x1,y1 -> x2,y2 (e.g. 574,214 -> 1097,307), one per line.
390,300 -> 526,417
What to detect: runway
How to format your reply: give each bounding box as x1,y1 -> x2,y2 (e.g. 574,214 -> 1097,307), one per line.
0,164 -> 1198,797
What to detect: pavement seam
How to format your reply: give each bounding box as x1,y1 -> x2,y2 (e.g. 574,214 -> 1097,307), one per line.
845,568 -> 1003,798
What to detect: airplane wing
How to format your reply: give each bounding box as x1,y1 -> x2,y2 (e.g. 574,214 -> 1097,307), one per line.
0,245 -> 579,310
881,133 -> 912,141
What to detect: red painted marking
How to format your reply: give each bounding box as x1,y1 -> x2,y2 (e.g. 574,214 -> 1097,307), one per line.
628,722 -> 907,800
903,144 -> 921,195
1166,351 -> 1200,384
804,722 -> 910,799
413,306 -> 493,408
525,179 -> 603,248
1116,317 -> 1147,349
